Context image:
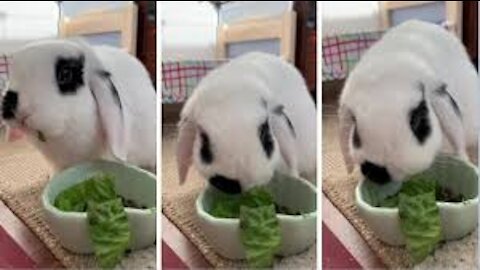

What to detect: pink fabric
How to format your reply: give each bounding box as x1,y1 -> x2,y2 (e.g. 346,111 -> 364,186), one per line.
322,32 -> 383,81
162,60 -> 225,104
0,225 -> 36,268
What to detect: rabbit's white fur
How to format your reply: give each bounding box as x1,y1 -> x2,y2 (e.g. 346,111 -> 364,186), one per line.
339,20 -> 479,181
177,52 -> 316,191
5,39 -> 156,171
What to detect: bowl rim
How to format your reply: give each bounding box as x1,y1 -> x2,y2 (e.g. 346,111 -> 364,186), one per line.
355,156 -> 479,214
196,175 -> 317,222
42,160 -> 156,217
356,165 -> 479,213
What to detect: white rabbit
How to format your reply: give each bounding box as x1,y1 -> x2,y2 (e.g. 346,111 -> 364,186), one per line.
177,52 -> 316,193
1,39 -> 156,172
339,20 -> 479,184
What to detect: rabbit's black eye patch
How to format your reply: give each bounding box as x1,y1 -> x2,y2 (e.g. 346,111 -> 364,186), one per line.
200,132 -> 213,164
55,55 -> 85,94
2,90 -> 18,119
259,120 -> 274,158
409,99 -> 431,144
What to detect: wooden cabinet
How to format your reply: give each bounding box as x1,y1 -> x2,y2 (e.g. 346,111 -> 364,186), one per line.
294,1 -> 316,102
135,1 -> 156,83
462,1 -> 477,67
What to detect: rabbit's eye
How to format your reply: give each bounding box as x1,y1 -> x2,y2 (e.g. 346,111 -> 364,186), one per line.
258,120 -> 274,158
409,99 -> 431,144
435,84 -> 461,117
55,55 -> 85,95
273,105 -> 296,136
200,131 -> 213,164
353,125 -> 361,148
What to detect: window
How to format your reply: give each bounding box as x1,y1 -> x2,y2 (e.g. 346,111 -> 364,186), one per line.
162,1 -> 217,60
0,1 -> 59,39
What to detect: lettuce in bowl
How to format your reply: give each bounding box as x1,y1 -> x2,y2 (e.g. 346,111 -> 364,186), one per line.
197,172 -> 316,268
209,187 -> 281,268
54,174 -> 131,268
359,155 -> 478,263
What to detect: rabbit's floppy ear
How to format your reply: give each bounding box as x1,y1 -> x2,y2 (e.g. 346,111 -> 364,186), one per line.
75,41 -> 130,161
176,117 -> 197,184
269,104 -> 299,177
430,83 -> 468,160
338,105 -> 355,173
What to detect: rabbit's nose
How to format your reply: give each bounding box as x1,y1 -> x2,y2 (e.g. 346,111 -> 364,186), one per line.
361,161 -> 391,184
209,175 -> 242,194
2,91 -> 18,119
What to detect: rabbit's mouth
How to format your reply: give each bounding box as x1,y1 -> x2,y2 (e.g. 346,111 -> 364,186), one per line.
18,115 -> 47,142
1,111 -> 29,128
18,115 -> 29,127
37,130 -> 46,142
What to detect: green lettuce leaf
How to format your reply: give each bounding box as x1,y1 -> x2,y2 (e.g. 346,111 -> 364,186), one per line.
209,186 -> 274,218
401,174 -> 436,197
210,196 -> 241,218
378,194 -> 399,208
398,175 -> 442,263
83,174 -> 117,203
54,173 -> 117,212
240,204 -> 281,268
54,183 -> 89,212
240,187 -> 275,208
209,187 -> 282,267
361,180 -> 402,207
87,198 -> 131,269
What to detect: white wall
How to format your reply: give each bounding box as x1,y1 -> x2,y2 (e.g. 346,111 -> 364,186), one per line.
60,1 -> 133,49
161,1 -> 217,61
322,1 -> 381,36
61,1 -> 130,17
220,1 -> 292,24
0,1 -> 58,40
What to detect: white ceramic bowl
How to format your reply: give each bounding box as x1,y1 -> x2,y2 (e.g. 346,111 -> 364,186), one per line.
356,156 -> 478,246
196,172 -> 317,259
42,160 -> 156,254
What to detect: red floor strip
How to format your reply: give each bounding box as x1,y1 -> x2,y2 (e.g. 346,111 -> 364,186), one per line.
322,223 -> 362,270
162,241 -> 188,269
0,225 -> 36,269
